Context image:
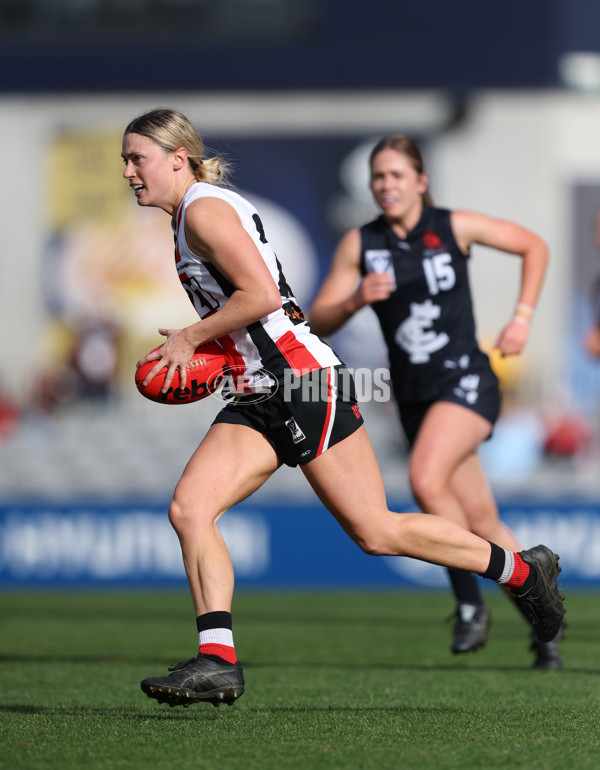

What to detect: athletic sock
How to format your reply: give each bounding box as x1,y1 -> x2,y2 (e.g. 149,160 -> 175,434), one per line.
196,611 -> 237,664
446,568 -> 484,605
481,542 -> 535,593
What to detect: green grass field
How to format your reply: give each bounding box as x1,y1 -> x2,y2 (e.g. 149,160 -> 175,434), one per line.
1,589 -> 598,770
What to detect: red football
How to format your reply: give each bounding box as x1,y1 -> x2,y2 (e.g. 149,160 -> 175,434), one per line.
135,340 -> 230,405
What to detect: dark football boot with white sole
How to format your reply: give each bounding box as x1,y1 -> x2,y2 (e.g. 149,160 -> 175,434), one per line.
141,653 -> 245,708
509,545 -> 565,643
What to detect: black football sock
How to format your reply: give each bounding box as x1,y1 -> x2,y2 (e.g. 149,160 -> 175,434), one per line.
447,568 -> 484,605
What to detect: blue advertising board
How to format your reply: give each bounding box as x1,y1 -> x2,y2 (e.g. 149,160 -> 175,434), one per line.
0,499 -> 598,588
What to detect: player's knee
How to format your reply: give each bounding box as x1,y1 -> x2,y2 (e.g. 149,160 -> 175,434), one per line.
469,517 -> 500,541
409,465 -> 446,508
167,495 -> 191,534
168,491 -> 219,535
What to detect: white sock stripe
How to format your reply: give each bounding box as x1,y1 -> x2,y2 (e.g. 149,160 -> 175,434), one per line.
198,628 -> 234,647
498,550 -> 515,584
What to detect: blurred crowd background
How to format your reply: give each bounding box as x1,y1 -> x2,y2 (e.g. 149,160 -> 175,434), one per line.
1,0 -> 600,505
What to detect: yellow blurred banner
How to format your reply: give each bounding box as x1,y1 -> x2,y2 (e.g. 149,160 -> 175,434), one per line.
48,130 -> 130,228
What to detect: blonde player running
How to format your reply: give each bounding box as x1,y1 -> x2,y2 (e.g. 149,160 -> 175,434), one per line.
122,109 -> 564,707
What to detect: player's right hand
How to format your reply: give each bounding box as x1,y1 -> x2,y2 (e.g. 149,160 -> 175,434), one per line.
355,271 -> 395,308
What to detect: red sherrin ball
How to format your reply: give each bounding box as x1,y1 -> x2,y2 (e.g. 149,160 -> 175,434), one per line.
135,340 -> 230,404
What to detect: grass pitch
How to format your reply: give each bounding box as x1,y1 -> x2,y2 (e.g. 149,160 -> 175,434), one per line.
1,589 -> 598,770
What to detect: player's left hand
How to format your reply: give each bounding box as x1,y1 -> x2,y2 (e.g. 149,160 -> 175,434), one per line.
493,319 -> 529,357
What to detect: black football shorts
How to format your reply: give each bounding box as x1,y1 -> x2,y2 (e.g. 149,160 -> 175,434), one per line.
213,365 -> 364,466
396,363 -> 501,448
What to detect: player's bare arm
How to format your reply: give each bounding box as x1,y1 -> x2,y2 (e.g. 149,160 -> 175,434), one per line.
451,209 -> 549,356
310,229 -> 394,336
138,197 -> 281,389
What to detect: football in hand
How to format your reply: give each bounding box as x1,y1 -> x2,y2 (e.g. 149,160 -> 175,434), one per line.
135,340 -> 230,404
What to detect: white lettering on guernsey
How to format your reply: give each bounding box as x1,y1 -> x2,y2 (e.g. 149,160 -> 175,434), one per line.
394,299 -> 450,363
422,253 -> 456,296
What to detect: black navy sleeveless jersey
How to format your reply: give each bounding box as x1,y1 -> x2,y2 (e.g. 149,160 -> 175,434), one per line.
359,206 -> 495,403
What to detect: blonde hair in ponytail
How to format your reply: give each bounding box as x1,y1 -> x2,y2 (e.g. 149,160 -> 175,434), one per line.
124,108 -> 231,186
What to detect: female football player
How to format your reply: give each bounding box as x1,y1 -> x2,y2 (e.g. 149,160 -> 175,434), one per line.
310,135 -> 561,669
122,110 -> 564,707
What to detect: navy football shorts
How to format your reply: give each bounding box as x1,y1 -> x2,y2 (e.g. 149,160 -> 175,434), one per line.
396,363 -> 501,448
213,365 -> 364,467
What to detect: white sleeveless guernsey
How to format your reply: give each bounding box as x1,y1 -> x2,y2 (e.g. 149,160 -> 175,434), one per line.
172,183 -> 340,387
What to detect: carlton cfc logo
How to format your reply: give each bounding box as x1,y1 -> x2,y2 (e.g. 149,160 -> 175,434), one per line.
423,230 -> 442,249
